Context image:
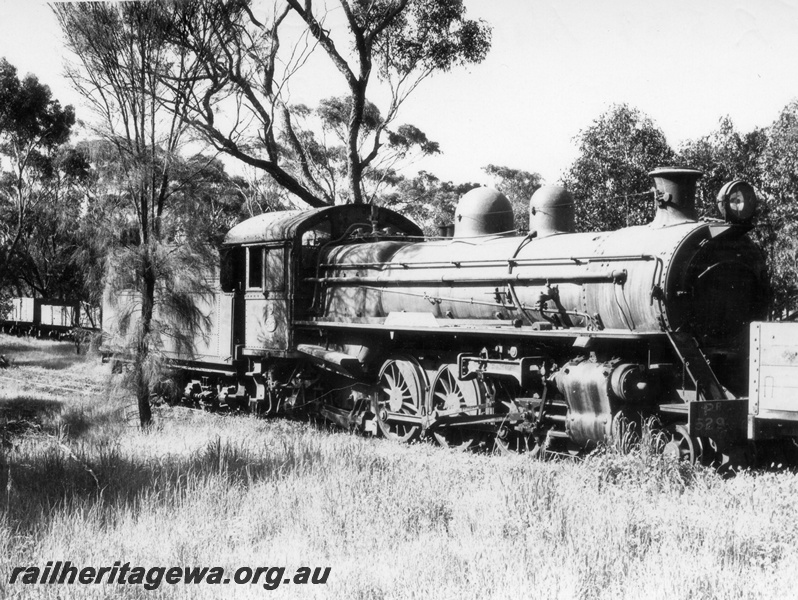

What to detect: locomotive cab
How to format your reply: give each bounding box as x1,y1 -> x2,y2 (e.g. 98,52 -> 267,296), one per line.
221,205 -> 423,362
220,240 -> 290,352
222,212 -> 300,357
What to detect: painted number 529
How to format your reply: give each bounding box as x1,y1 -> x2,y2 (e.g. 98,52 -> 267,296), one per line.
694,417 -> 724,432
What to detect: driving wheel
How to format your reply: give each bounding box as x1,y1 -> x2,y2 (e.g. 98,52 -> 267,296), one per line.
373,356 -> 426,442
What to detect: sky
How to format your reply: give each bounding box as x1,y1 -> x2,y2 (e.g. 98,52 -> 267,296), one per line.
1,0 -> 798,186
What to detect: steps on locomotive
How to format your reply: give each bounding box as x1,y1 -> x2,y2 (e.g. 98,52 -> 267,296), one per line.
667,332 -> 727,401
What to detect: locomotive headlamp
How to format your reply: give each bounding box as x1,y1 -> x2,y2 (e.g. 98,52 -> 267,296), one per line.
717,180 -> 758,223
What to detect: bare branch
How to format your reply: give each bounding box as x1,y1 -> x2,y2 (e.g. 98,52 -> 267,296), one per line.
286,0 -> 357,88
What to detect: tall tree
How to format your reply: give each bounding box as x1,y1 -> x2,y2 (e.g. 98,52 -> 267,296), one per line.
159,0 -> 490,206
0,58 -> 75,293
562,104 -> 676,231
54,3 -> 214,428
760,101 -> 798,314
3,146 -> 94,299
678,116 -> 766,217
285,97 -> 440,204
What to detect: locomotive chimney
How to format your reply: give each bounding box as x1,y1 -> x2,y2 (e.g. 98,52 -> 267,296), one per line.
649,168 -> 703,227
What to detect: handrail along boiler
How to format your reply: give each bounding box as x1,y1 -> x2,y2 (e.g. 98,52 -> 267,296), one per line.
103,167 -> 790,461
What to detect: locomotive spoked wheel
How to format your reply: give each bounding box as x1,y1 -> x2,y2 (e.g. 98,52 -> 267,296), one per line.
429,364 -> 483,450
663,424 -> 697,464
373,356 -> 426,443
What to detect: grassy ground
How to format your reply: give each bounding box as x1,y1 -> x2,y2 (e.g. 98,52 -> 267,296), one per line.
1,334 -> 797,599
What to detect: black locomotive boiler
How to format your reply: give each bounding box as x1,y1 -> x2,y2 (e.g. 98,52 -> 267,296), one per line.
103,168 -> 777,462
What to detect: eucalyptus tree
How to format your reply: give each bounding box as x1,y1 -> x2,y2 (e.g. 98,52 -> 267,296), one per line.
562,104 -> 676,232
159,0 -> 490,206
760,101 -> 798,314
482,164 -> 543,232
379,170 -> 478,235
4,145 -> 94,299
0,58 -> 75,293
678,116 -> 766,216
284,96 -> 441,204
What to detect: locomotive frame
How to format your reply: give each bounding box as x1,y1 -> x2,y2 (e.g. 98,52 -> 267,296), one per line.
101,168 -> 795,466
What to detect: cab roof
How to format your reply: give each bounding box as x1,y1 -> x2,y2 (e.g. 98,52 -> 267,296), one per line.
223,204 -> 423,246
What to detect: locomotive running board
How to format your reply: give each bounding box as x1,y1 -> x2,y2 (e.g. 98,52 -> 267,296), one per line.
297,344 -> 363,378
295,320 -> 665,341
666,332 -> 727,401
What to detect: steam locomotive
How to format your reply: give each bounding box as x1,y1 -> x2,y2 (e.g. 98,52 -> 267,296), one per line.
103,168 -> 791,464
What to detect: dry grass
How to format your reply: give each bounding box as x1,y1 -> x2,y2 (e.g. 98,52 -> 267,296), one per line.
1,333 -> 797,599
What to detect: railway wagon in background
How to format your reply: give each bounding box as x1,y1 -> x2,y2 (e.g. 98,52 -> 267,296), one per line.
101,167 -> 798,465
2,298 -> 37,335
1,298 -> 100,339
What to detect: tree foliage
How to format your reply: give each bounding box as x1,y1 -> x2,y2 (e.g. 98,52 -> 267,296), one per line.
482,164 -> 542,232
164,155 -> 248,246
562,104 -> 676,231
379,170 -> 478,235
2,146 -> 95,299
0,58 -> 76,294
760,101 -> 798,313
284,96 -> 440,204
158,0 -> 490,206
678,116 -> 767,216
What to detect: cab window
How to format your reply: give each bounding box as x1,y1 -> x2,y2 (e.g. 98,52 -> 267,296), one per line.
220,247 -> 245,292
247,247 -> 263,290
265,248 -> 285,292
